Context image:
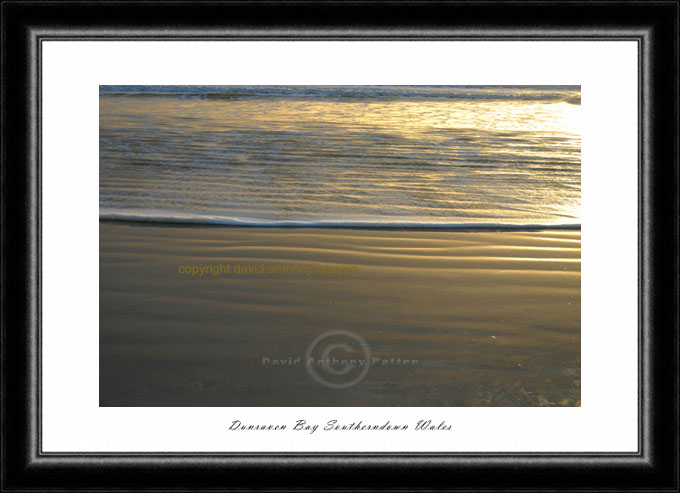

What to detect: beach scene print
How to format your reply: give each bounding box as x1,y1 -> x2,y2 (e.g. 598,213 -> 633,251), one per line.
100,85 -> 580,406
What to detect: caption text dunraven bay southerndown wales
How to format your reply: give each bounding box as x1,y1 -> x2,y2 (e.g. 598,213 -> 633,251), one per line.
228,419 -> 452,434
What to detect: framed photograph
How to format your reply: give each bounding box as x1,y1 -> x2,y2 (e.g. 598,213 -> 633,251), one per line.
2,1 -> 678,490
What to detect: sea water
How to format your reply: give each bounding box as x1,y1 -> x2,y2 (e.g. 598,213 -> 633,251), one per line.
99,85 -> 580,227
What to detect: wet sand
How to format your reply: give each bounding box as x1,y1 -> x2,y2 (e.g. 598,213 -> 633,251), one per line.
100,223 -> 580,406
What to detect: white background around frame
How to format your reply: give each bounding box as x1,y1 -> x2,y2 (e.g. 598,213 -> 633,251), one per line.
42,41 -> 638,452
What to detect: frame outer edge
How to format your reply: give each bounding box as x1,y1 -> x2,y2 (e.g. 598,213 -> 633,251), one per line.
1,1 -> 678,490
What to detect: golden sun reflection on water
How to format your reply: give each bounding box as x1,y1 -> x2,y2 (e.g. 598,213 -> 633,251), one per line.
100,89 -> 581,225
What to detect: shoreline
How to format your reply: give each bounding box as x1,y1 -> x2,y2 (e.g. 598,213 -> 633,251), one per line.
99,218 -> 581,232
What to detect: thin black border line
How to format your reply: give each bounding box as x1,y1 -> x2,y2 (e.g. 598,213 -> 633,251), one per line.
34,35 -> 645,40
637,29 -> 645,463
36,24 -> 43,467
34,36 -> 643,460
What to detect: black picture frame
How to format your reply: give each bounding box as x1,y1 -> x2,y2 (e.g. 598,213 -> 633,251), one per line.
2,1 -> 678,491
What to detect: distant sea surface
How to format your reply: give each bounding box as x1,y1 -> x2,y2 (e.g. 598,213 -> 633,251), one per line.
100,85 -> 581,228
